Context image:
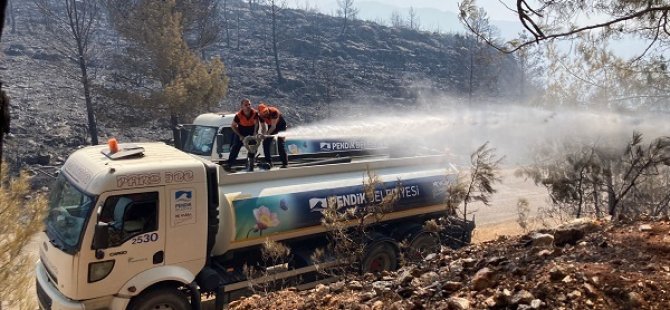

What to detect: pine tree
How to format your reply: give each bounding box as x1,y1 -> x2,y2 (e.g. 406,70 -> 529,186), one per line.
105,0 -> 228,140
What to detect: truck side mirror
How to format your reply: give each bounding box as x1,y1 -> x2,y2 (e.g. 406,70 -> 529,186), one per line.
93,222 -> 110,250
216,134 -> 224,158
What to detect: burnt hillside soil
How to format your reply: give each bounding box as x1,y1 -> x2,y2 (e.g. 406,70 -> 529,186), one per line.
229,220 -> 670,310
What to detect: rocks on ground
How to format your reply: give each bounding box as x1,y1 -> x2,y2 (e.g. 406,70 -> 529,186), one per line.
229,220 -> 670,309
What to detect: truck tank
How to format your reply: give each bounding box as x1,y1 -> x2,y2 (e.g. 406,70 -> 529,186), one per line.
211,155 -> 455,255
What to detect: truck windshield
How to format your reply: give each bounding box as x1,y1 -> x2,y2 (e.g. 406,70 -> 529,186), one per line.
45,174 -> 95,254
182,125 -> 218,156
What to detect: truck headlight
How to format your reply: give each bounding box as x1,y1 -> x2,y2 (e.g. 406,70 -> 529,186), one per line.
88,260 -> 115,283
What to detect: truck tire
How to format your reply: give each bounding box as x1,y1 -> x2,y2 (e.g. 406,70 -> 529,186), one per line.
406,231 -> 440,261
361,239 -> 398,273
128,287 -> 190,310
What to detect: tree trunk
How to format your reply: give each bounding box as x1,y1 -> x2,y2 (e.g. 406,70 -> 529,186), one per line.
8,0 -> 15,33
223,0 -> 230,48
468,38 -> 474,104
78,50 -> 98,145
341,15 -> 347,37
592,182 -> 601,219
271,8 -> 283,84
576,172 -> 584,218
604,166 -> 617,217
236,9 -> 240,50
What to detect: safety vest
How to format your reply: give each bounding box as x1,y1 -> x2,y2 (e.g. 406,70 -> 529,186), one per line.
236,109 -> 258,127
261,107 -> 280,125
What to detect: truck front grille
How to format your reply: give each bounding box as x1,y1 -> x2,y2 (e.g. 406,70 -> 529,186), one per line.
36,279 -> 52,310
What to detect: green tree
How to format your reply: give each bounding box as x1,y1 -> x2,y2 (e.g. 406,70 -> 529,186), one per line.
514,33 -> 545,102
460,0 -> 670,58
105,0 -> 228,141
459,0 -> 670,109
0,163 -> 47,309
458,4 -> 502,103
519,133 -> 670,220
446,142 -> 503,225
176,0 -> 224,58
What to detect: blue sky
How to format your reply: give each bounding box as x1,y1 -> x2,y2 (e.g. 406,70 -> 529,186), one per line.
289,0 -> 518,21
288,0 -> 522,37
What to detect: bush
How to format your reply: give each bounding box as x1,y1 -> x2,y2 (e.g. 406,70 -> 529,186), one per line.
0,163 -> 47,309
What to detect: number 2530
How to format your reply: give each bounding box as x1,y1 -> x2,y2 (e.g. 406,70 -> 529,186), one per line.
131,233 -> 159,244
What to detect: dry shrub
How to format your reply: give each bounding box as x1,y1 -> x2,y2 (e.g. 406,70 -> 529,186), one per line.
516,198 -> 531,233
244,239 -> 292,294
313,168 -> 398,278
0,162 -> 47,309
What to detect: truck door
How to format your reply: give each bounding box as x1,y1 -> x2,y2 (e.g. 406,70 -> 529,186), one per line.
79,188 -> 166,298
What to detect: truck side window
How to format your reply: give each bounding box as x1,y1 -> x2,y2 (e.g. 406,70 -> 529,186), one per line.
220,127 -> 232,153
101,192 -> 159,247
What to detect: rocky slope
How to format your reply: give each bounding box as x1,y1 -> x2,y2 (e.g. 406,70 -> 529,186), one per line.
229,219 -> 670,309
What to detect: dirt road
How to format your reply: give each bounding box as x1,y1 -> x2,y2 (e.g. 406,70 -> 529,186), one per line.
468,168 -> 550,242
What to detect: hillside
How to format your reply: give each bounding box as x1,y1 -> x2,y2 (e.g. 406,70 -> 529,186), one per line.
228,219 -> 670,310
0,0 -> 522,172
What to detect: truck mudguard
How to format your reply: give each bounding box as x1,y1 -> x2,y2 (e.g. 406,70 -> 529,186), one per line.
115,265 -> 196,299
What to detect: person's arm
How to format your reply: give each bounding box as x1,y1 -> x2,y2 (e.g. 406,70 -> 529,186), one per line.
267,117 -> 278,134
231,121 -> 243,140
259,119 -> 268,136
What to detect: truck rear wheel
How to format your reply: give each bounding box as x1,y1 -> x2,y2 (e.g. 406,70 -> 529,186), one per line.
361,240 -> 398,273
406,232 -> 440,261
128,287 -> 190,310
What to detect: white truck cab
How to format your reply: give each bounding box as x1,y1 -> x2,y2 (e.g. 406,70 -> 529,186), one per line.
37,143 -> 213,309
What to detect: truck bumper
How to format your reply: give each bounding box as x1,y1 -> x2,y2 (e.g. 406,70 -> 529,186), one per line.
36,262 -> 132,310
36,262 -> 84,310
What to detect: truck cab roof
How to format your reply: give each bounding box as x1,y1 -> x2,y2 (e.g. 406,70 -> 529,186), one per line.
191,112 -> 235,127
62,142 -> 207,195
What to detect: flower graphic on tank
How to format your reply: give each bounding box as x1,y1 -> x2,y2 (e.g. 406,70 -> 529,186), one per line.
248,205 -> 280,236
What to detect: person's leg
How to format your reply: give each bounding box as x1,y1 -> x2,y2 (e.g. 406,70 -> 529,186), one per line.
274,119 -> 288,167
262,137 -> 274,167
277,136 -> 288,167
227,135 -> 242,168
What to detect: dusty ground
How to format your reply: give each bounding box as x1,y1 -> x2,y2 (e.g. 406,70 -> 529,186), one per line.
470,167 -> 551,243
230,219 -> 670,310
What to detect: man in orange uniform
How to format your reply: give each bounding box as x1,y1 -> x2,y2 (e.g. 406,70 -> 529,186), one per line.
226,98 -> 259,171
257,102 -> 288,168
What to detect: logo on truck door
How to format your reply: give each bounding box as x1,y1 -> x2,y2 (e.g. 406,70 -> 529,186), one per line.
171,189 -> 196,227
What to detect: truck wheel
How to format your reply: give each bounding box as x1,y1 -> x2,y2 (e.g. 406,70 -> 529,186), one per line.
406,232 -> 440,261
361,241 -> 398,273
128,287 -> 190,310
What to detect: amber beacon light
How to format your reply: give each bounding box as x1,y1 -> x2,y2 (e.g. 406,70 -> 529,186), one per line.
107,138 -> 119,153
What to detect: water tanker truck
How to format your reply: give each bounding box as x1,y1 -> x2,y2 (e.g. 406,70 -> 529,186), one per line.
36,140 -> 473,309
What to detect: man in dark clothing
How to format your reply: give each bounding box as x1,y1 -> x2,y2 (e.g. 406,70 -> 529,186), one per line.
226,98 -> 259,171
258,102 -> 288,168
